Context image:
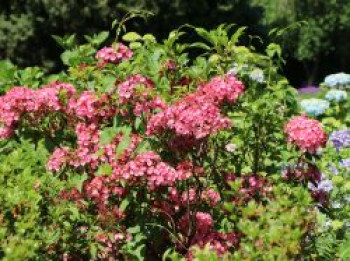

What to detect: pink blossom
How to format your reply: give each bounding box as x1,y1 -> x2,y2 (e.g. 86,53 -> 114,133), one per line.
117,75 -> 166,117
146,73 -> 245,146
285,115 -> 327,153
181,188 -> 197,205
68,92 -> 116,122
195,212 -> 214,234
146,99 -> 231,139
0,83 -> 77,139
120,152 -> 190,190
47,147 -> 70,172
85,177 -> 110,203
117,74 -> 154,104
195,73 -> 245,105
96,44 -> 133,65
188,231 -> 239,258
201,188 -> 221,207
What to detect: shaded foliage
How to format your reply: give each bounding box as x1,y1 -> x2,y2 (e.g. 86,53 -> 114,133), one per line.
0,0 -> 263,70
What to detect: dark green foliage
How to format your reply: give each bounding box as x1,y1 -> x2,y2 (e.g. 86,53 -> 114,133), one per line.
0,0 -> 263,70
253,0 -> 350,84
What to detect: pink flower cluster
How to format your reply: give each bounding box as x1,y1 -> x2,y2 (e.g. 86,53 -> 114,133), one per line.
95,44 -> 133,66
189,231 -> 239,258
166,187 -> 221,208
47,123 -> 142,172
120,152 -> 191,190
117,74 -> 166,117
201,188 -> 221,207
224,174 -> 272,205
46,147 -> 70,171
47,125 -> 191,204
285,115 -> 327,153
195,73 -> 245,105
0,82 -> 75,139
153,184 -> 217,218
49,126 -> 140,215
118,74 -> 154,104
147,99 -> 231,139
68,92 -> 117,122
178,212 -> 213,236
194,212 -> 214,234
146,74 -> 245,147
94,232 -> 131,261
178,211 -> 239,259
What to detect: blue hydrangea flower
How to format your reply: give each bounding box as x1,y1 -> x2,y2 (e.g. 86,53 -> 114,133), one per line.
325,90 -> 348,102
324,73 -> 350,88
329,129 -> 350,150
300,99 -> 330,117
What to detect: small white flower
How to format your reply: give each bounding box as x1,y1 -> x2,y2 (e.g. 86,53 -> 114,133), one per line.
332,201 -> 342,209
228,63 -> 248,75
225,143 -> 237,152
228,63 -> 239,75
250,68 -> 264,83
324,220 -> 332,228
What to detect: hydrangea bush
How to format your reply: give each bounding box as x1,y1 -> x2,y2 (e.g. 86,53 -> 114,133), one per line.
299,72 -> 350,131
300,98 -> 330,117
323,73 -> 350,89
325,90 -> 348,103
0,19 -> 349,260
295,72 -> 350,259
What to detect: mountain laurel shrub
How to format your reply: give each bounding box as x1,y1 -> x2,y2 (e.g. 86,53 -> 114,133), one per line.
0,17 -> 348,260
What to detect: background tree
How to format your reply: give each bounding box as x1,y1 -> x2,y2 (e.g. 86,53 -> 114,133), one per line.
0,0 -> 263,69
1,0 -> 350,85
252,0 -> 350,85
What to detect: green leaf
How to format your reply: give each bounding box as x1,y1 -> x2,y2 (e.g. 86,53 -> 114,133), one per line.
95,31 -> 109,45
120,198 -> 130,211
90,243 -> 98,259
96,164 -> 112,177
134,117 -> 142,131
116,126 -> 131,157
116,134 -> 131,157
52,35 -> 65,48
339,237 -> 350,259
71,173 -> 88,192
99,127 -> 119,145
133,140 -> 150,156
60,49 -> 79,66
230,26 -> 247,45
190,42 -> 211,50
266,43 -> 282,58
122,32 -> 142,42
127,225 -> 141,234
195,28 -> 214,45
142,34 -> 156,42
111,19 -> 118,29
130,42 -> 142,50
52,34 -> 76,49
331,220 -> 343,231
